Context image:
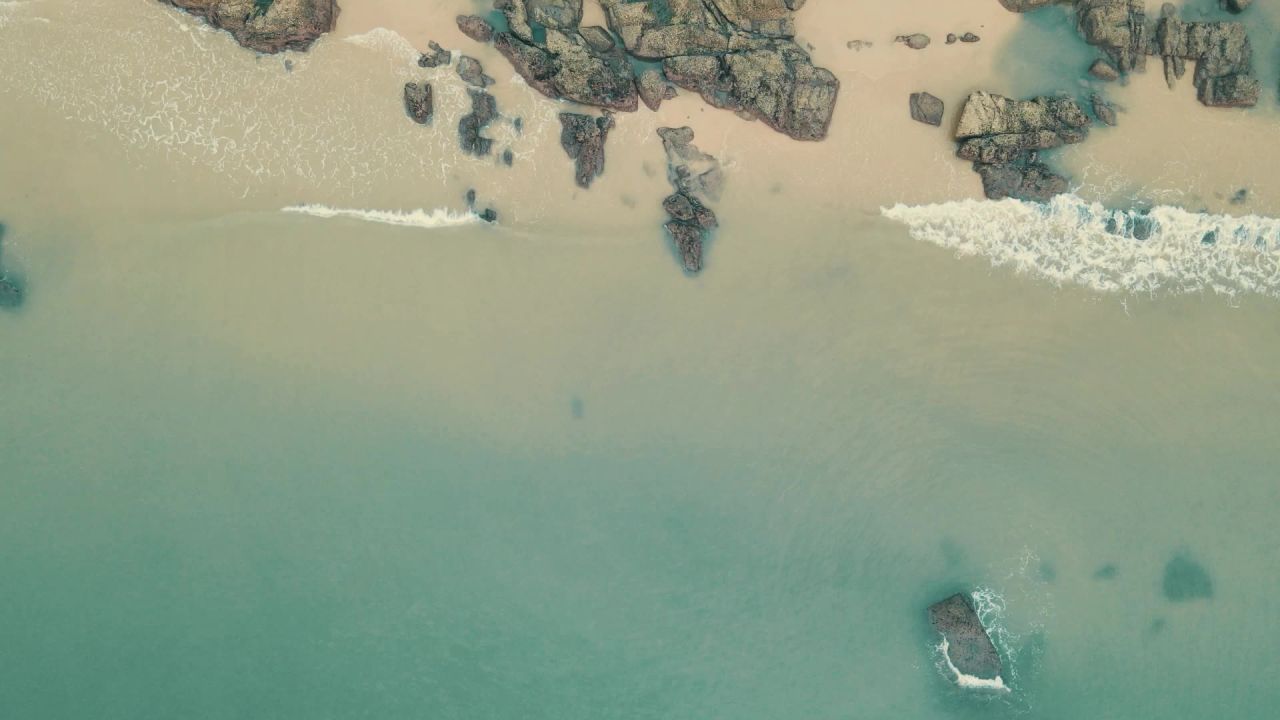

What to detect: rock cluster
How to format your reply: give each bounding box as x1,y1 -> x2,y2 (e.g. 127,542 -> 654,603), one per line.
658,127 -> 723,274
955,91 -> 1090,201
927,593 -> 1003,686
459,90 -> 500,157
559,112 -> 616,189
418,41 -> 452,68
158,0 -> 339,54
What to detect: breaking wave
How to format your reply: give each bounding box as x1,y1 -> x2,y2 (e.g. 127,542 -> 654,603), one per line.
282,204 -> 483,228
882,194 -> 1280,298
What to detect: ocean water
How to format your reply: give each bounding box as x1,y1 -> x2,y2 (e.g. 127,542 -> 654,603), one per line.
3,1 -> 1280,718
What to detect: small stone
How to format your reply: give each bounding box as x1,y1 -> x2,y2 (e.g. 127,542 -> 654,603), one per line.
1221,0 -> 1252,13
946,33 -> 958,44
909,92 -> 945,126
896,33 -> 931,50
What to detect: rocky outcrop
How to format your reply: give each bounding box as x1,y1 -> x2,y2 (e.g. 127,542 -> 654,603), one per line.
458,90 -> 499,157
910,92 -> 944,126
493,28 -> 639,111
457,56 -> 495,88
659,127 -> 723,274
418,41 -> 452,68
955,91 -> 1089,201
1074,0 -> 1148,73
559,112 -> 615,189
403,82 -> 433,124
928,593 -> 1003,687
158,0 -> 339,54
1154,4 -> 1258,107
456,14 -> 494,43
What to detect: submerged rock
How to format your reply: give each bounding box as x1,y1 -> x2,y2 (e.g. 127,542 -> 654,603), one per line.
909,92 -> 945,126
0,278 -> 19,307
1091,93 -> 1117,125
418,41 -> 452,68
559,111 -> 615,189
158,0 -> 339,54
1163,553 -> 1213,601
458,89 -> 498,157
1088,58 -> 1121,81
927,593 -> 1004,688
403,82 -> 434,124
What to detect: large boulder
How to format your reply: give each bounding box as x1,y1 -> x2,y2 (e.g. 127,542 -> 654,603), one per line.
955,92 -> 1088,201
927,593 -> 1004,688
158,0 -> 339,53
1155,8 -> 1258,107
559,112 -> 616,189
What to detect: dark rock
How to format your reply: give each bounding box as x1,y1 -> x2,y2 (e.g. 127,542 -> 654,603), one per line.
458,89 -> 498,157
502,149 -> 515,166
960,32 -> 980,43
0,278 -> 19,308
1088,58 -> 1121,81
457,55 -> 495,88
927,593 -> 1003,685
456,14 -> 494,43
1230,188 -> 1248,204
479,208 -> 499,223
465,189 -> 477,207
658,127 -> 722,275
403,82 -> 434,124
559,112 -> 616,189
909,92 -> 945,126
946,33 -> 958,44
419,41 -> 451,68
666,220 -> 705,274
896,33 -> 931,50
976,161 -> 1070,202
662,192 -> 717,229
494,29 -> 639,111
1163,553 -> 1213,601
1221,0 -> 1253,13
1091,93 -> 1117,125
158,0 -> 339,54
637,68 -> 676,111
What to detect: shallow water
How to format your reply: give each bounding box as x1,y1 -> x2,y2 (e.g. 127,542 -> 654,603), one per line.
3,1 -> 1280,718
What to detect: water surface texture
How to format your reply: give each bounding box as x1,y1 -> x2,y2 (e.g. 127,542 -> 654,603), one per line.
2,1 -> 1279,718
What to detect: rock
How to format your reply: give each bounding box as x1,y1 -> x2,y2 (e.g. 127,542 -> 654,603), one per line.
1091,93 -> 1117,125
1230,187 -> 1249,204
1221,0 -> 1253,12
601,0 -> 798,58
559,112 -> 616,189
403,82 -> 434,124
1088,58 -> 1121,81
458,89 -> 498,157
456,14 -> 494,43
960,32 -> 981,43
637,68 -> 677,112
658,127 -> 722,274
896,33 -> 931,50
909,92 -> 945,126
158,0 -> 339,54
418,41 -> 451,68
956,92 -> 1089,201
457,55 -> 495,88
528,0 -> 583,28
1154,9 -> 1259,107
579,26 -> 616,53
946,33 -> 958,44
928,593 -> 1003,687
502,149 -> 515,166
479,207 -> 499,223
1074,0 -> 1148,73
494,29 -> 639,111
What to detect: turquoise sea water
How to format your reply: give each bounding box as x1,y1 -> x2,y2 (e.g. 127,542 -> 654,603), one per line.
3,1 -> 1280,718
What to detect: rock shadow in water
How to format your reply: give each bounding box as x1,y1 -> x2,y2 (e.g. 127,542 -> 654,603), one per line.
1162,552 -> 1213,602
1093,563 -> 1118,580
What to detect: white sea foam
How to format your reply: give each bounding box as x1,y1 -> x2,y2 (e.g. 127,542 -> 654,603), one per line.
937,636 -> 1011,693
282,204 -> 483,228
342,27 -> 421,64
883,194 -> 1280,298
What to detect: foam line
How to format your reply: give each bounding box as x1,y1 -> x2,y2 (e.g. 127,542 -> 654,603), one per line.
282,204 -> 483,228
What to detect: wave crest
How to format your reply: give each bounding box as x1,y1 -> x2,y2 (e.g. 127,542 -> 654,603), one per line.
882,194 -> 1280,297
282,204 -> 483,229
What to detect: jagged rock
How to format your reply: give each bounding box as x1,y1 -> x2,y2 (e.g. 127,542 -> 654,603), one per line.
1088,57 -> 1120,81
159,0 -> 339,54
637,69 -> 677,111
664,45 -> 838,141
909,92 -> 945,126
1155,7 -> 1258,107
896,33 -> 931,49
1091,93 -> 1117,125
459,89 -> 498,157
418,41 -> 451,68
559,112 -> 616,189
956,92 -> 1088,201
456,14 -> 495,43
658,127 -> 723,274
403,82 -> 434,124
457,56 -> 495,88
494,28 -> 639,111
1221,0 -> 1253,13
928,593 -> 1003,686
960,32 -> 981,43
